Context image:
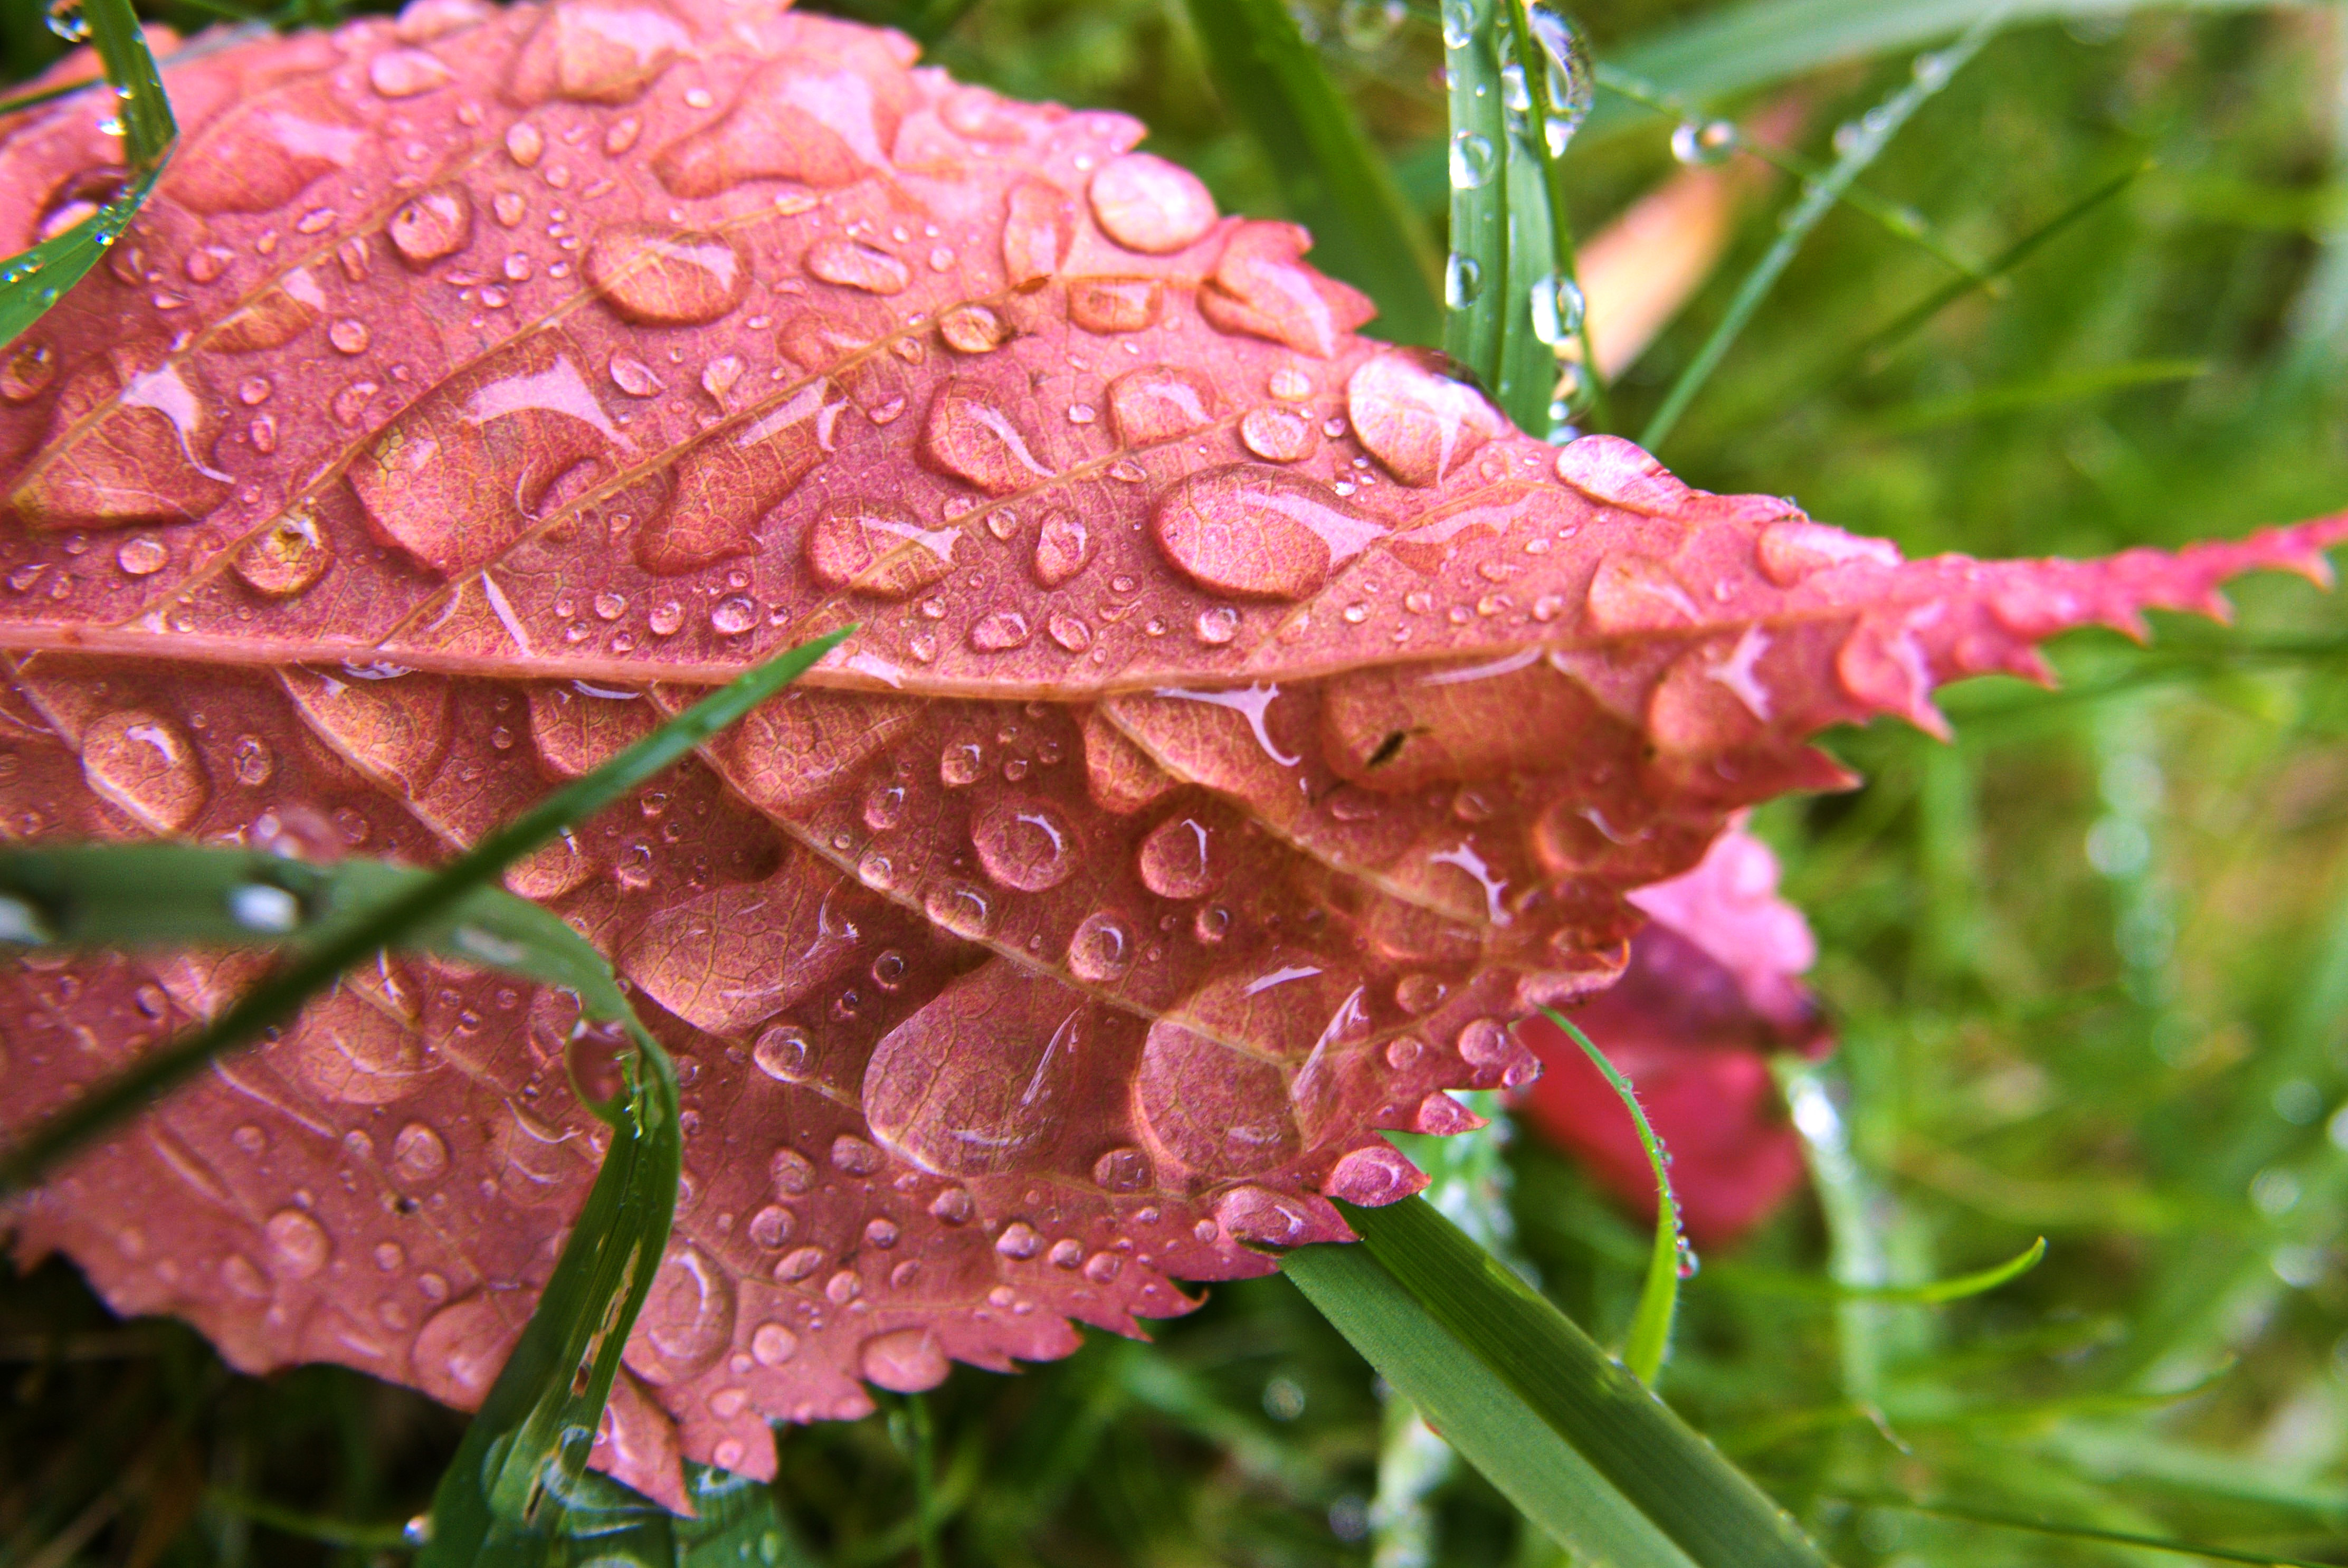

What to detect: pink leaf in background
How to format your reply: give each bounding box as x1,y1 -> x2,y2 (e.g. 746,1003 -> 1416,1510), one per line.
0,0 -> 2340,1506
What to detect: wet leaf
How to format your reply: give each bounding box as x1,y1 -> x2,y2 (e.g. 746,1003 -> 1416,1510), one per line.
0,0 -> 2342,1496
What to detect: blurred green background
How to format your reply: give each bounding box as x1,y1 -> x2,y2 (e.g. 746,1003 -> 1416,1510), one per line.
5,0 -> 2348,1562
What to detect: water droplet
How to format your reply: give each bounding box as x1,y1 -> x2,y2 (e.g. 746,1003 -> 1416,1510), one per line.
1448,132 -> 1496,189
831,1134 -> 884,1175
82,711 -> 207,835
803,496 -> 957,600
413,1296 -> 519,1407
649,600 -> 685,636
1240,405 -> 1315,462
371,47 -> 454,98
710,596 -> 757,635
940,304 -> 1009,353
1107,365 -> 1216,445
0,341 -> 57,402
1527,4 -> 1595,155
115,536 -> 167,576
923,382 -> 1056,495
775,1246 -> 823,1282
1047,612 -> 1092,652
1337,0 -> 1406,51
1138,812 -> 1225,900
492,190 -> 527,227
390,187 -> 473,268
387,1121 -> 449,1187
930,1187 -> 976,1224
506,120 -> 546,167
1324,1143 -> 1423,1205
632,1247 -> 736,1384
264,1208 -> 330,1277
1193,606 -> 1240,645
1529,274 -> 1586,345
805,237 -> 911,295
1092,1146 -> 1152,1191
1153,465 -> 1382,601
1347,353 -> 1502,487
587,224 -> 749,325
1067,276 -> 1164,334
968,610 -> 1033,652
751,1320 -> 800,1365
1089,153 -> 1217,253
924,880 -> 994,939
973,799 -> 1076,890
1069,911 -> 1134,982
940,742 -> 984,787
1671,119 -> 1739,166
748,1204 -> 795,1248
1439,0 -> 1480,49
860,1327 -> 948,1392
995,1221 -> 1042,1259
1443,251 -> 1482,308
752,1023 -> 812,1082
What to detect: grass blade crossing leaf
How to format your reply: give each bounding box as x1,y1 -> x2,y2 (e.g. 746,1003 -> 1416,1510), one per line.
0,0 -> 175,348
0,627 -> 852,1192
1538,1008 -> 1684,1385
1288,1196 -> 1830,1567
1637,10 -> 2002,449
1443,0 -> 1557,430
1184,0 -> 1443,344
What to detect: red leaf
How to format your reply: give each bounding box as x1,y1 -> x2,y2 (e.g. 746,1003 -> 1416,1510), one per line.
1517,828 -> 1829,1247
0,0 -> 2341,1502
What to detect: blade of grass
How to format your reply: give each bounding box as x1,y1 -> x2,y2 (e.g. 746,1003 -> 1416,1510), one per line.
1587,0 -> 2284,144
1870,357 -> 2207,433
1537,1009 -> 1684,1386
202,1492 -> 411,1553
1830,1494 -> 2345,1566
1854,158 -> 2150,366
1502,0 -> 1609,428
1443,1 -> 1559,430
1287,1196 -> 1830,1568
0,0 -> 176,349
0,626 -> 853,1192
1638,9 -> 2003,450
1183,0 -> 1443,344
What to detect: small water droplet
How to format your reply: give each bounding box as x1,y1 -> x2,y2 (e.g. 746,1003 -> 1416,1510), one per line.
1448,131 -> 1497,189
1671,119 -> 1739,166
1444,252 -> 1482,307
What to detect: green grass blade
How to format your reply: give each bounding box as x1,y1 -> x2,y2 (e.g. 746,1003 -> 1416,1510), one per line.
0,0 -> 176,349
1589,0 -> 2282,142
1444,0 -> 1509,395
1854,158 -> 2150,364
1183,0 -> 1443,344
1289,1196 -> 1830,1567
1871,357 -> 2206,432
416,1012 -> 678,1565
1538,1009 -> 1683,1386
1502,0 -> 1606,429
1284,1236 -> 1703,1567
1638,11 -> 2001,450
1832,1494 -> 2344,1566
0,628 -> 853,1192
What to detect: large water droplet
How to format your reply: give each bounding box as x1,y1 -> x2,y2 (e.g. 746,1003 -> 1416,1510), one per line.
1138,812 -> 1227,900
1106,365 -> 1216,445
1670,119 -> 1738,167
81,709 -> 206,834
1439,0 -> 1481,50
805,237 -> 911,296
627,1246 -> 737,1385
413,1296 -> 519,1407
1448,132 -> 1496,190
1444,251 -> 1482,308
393,1121 -> 449,1183
752,1023 -> 813,1082
1088,153 -> 1217,254
1031,510 -> 1090,587
1239,406 -> 1315,462
972,799 -> 1076,891
1346,353 -> 1503,487
1337,0 -> 1406,51
264,1207 -> 330,1278
923,880 -> 994,940
967,610 -> 1032,653
940,305 -> 1009,354
1323,1143 -> 1425,1206
235,510 -> 334,598
805,498 -> 957,600
751,1320 -> 800,1366
1528,274 -> 1586,346
1067,277 -> 1164,335
922,382 -> 1056,495
586,224 -> 750,324
1068,911 -> 1134,982
507,2 -> 688,105
1152,465 -> 1381,601
1092,1145 -> 1152,1191
370,47 -> 454,98
1527,4 -> 1595,155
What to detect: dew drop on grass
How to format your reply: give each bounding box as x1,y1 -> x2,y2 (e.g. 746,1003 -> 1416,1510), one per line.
1444,253 -> 1482,308
228,883 -> 301,933
1448,132 -> 1497,191
1336,0 -> 1404,52
1671,119 -> 1739,166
